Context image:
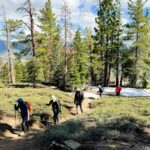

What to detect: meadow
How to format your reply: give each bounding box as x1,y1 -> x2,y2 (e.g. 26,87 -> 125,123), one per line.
0,87 -> 150,145
0,86 -> 74,119
43,96 -> 150,144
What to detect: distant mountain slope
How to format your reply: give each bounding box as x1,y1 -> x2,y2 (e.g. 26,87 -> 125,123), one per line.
0,40 -> 6,53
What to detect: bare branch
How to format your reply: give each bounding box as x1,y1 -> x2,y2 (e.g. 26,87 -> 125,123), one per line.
21,20 -> 31,31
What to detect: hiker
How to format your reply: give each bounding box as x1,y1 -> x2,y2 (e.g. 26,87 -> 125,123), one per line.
74,88 -> 84,114
115,86 -> 122,96
46,95 -> 61,125
98,85 -> 104,97
14,98 -> 29,131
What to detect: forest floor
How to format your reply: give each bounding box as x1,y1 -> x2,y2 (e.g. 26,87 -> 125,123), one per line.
0,87 -> 150,150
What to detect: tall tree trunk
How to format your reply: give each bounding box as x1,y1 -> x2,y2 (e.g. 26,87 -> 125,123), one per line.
120,74 -> 123,86
47,36 -> 52,83
90,66 -> 96,85
61,0 -> 71,89
107,63 -> 111,86
116,50 -> 119,86
103,35 -> 109,87
4,11 -> 15,84
103,51 -> 108,87
63,2 -> 68,89
28,0 -> 36,87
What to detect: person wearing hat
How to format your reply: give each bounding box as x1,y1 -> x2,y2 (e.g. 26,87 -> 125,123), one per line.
74,88 -> 84,114
46,95 -> 61,125
14,98 -> 29,131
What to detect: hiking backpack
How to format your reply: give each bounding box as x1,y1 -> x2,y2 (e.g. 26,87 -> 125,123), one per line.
25,101 -> 32,113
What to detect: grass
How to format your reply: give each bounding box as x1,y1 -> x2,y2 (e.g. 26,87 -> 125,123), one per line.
0,87 -> 150,144
43,96 -> 150,144
87,97 -> 150,126
0,87 -> 74,120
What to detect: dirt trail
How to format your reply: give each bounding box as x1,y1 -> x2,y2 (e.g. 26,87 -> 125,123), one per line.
0,98 -> 150,150
0,98 -> 92,150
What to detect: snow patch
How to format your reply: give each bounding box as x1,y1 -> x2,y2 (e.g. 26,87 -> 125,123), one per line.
91,86 -> 150,97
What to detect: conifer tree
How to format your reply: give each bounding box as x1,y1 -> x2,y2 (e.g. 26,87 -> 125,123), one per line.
93,0 -> 122,86
126,0 -> 150,87
15,59 -> 25,83
38,0 -> 61,84
83,28 -> 94,83
73,29 -> 88,85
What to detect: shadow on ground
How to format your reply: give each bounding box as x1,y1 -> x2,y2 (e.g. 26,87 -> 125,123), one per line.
0,112 -> 150,150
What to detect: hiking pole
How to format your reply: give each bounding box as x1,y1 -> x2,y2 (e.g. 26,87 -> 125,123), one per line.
15,109 -> 16,129
14,104 -> 17,129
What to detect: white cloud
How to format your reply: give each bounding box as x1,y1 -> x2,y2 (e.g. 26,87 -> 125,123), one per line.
120,0 -> 150,8
0,0 -> 98,32
121,17 -> 128,26
0,0 -> 132,38
120,0 -> 128,8
144,0 -> 150,7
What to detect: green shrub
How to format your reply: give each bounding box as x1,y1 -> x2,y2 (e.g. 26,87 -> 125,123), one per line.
45,119 -> 85,142
0,80 -> 5,88
105,116 -> 141,134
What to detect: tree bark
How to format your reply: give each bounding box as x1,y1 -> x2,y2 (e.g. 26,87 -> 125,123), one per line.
4,11 -> 15,84
28,0 -> 36,87
103,35 -> 109,87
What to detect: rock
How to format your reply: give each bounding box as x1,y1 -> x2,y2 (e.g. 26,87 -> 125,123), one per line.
0,136 -> 4,140
63,103 -> 74,109
15,131 -> 25,136
48,141 -> 69,150
64,140 -> 81,150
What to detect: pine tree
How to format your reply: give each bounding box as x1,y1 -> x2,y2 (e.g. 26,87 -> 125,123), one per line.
25,59 -> 40,83
1,63 -> 9,83
93,0 -> 122,86
111,0 -> 123,86
83,28 -> 94,83
126,0 -> 150,87
38,0 -> 61,84
15,59 -> 25,83
73,29 -> 88,85
67,55 -> 81,90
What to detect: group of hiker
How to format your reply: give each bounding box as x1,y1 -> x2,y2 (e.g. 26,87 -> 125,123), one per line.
98,85 -> 122,97
14,85 -> 122,132
14,88 -> 84,132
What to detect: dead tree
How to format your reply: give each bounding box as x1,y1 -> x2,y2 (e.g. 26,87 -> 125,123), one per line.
4,9 -> 15,84
18,0 -> 36,87
61,0 -> 72,89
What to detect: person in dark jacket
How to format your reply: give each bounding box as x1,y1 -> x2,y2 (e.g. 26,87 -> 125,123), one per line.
74,88 -> 84,114
46,95 -> 61,125
98,85 -> 104,97
14,98 -> 29,131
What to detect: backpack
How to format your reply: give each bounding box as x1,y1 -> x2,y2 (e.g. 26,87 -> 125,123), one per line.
99,87 -> 103,93
25,101 -> 32,113
75,91 -> 84,103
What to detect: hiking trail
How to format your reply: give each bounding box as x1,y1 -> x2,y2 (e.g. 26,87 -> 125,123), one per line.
0,97 -> 93,150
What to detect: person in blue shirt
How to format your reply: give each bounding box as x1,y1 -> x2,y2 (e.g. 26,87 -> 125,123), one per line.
14,98 -> 29,131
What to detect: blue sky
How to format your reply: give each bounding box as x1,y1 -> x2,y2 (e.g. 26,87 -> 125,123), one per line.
0,0 -> 150,54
